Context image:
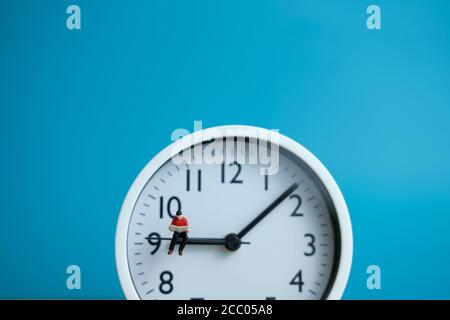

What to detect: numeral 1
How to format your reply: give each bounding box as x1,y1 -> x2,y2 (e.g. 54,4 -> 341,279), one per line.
264,172 -> 268,191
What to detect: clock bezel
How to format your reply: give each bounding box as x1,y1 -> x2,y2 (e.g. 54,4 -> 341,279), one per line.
115,125 -> 353,300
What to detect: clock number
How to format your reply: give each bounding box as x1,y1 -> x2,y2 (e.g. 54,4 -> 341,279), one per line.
159,271 -> 173,294
221,163 -> 225,183
159,196 -> 182,219
290,270 -> 304,292
146,232 -> 161,255
230,162 -> 243,183
289,194 -> 303,216
264,172 -> 269,191
221,162 -> 243,184
304,233 -> 316,256
186,169 -> 202,191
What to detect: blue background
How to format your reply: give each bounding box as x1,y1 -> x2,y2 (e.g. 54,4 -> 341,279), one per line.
1,0 -> 449,299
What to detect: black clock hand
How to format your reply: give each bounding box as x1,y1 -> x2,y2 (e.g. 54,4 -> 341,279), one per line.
236,182 -> 299,239
187,237 -> 250,245
158,237 -> 250,245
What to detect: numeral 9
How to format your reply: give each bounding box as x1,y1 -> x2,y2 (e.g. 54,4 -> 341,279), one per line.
146,232 -> 161,255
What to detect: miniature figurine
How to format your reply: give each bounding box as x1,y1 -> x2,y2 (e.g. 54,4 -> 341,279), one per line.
168,210 -> 189,256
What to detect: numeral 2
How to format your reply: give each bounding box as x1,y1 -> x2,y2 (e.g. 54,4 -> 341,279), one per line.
289,194 -> 303,216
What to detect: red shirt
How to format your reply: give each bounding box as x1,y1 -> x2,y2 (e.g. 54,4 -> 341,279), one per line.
171,216 -> 188,227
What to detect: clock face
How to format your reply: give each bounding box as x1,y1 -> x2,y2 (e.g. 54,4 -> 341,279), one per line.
116,126 -> 352,300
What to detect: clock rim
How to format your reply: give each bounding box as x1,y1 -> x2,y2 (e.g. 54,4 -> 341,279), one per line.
115,125 -> 353,300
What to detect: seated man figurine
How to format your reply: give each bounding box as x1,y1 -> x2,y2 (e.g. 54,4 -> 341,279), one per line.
168,210 -> 189,256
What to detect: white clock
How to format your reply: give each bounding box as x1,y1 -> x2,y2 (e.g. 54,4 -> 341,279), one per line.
115,125 -> 352,300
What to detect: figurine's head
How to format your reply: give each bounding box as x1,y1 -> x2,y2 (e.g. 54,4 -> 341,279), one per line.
176,210 -> 183,219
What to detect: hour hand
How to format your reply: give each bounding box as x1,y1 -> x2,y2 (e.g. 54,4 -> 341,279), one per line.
158,237 -> 250,246
186,237 -> 250,245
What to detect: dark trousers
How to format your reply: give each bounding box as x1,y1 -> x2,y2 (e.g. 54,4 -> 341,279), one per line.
169,232 -> 188,252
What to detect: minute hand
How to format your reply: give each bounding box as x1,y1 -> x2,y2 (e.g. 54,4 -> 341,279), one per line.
186,238 -> 250,245
236,182 -> 299,239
